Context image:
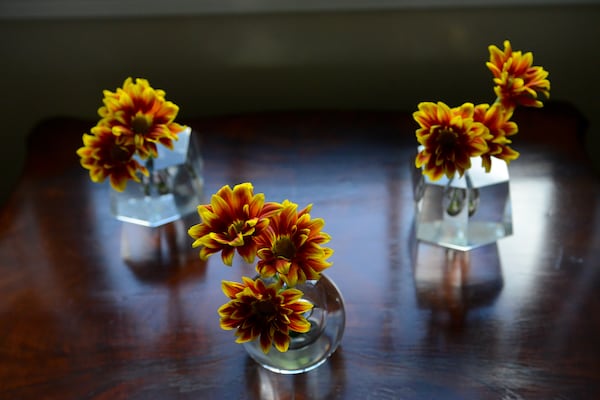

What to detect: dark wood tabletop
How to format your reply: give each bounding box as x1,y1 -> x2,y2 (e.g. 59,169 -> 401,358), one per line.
1,104 -> 599,399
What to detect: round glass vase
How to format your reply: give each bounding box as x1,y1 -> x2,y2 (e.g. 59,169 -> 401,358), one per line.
412,151 -> 513,251
110,127 -> 203,227
243,274 -> 345,374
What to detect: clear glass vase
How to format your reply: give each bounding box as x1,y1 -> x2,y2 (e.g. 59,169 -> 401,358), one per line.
243,274 -> 345,374
110,127 -> 203,227
413,152 -> 513,251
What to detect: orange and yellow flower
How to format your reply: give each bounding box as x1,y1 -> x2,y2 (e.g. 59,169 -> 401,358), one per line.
486,40 -> 550,109
255,200 -> 333,287
474,103 -> 520,171
188,183 -> 283,266
78,77 -> 186,191
189,184 -> 335,354
414,102 -> 491,180
76,124 -> 148,191
218,276 -> 313,353
97,77 -> 184,159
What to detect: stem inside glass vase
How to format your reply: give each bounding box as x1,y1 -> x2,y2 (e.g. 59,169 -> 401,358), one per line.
444,172 -> 480,218
110,127 -> 204,228
142,156 -> 155,197
142,156 -> 172,197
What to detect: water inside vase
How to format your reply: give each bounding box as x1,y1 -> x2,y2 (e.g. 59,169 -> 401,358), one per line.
110,127 -> 204,227
413,155 -> 513,251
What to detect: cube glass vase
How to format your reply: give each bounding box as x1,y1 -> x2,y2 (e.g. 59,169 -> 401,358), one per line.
110,127 -> 203,227
413,154 -> 513,251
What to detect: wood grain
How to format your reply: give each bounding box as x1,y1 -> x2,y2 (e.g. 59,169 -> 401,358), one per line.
1,105 -> 599,399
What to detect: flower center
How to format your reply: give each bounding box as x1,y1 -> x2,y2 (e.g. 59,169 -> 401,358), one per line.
272,237 -> 296,260
254,299 -> 277,316
131,114 -> 152,135
109,145 -> 132,163
231,220 -> 245,233
437,128 -> 459,151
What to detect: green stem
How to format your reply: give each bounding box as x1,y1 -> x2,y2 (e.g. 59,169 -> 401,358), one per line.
143,157 -> 154,196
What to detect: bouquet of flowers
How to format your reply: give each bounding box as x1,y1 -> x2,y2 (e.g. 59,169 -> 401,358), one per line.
77,77 -> 185,191
188,182 -> 334,353
413,40 -> 551,180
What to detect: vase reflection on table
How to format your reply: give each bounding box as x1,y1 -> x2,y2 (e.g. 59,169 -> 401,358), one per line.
411,240 -> 504,312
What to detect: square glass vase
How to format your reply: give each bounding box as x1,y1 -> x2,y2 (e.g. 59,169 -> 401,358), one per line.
412,153 -> 513,251
110,127 -> 203,227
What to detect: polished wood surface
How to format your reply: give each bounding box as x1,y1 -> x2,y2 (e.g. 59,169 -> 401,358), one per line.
1,105 -> 599,399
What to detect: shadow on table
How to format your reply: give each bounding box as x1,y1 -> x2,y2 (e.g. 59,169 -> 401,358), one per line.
244,346 -> 347,400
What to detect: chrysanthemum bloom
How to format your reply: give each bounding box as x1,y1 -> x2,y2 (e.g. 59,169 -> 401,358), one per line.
487,40 -> 550,109
76,124 -> 149,191
414,102 -> 491,181
98,77 -> 185,159
474,103 -> 520,171
255,200 -> 333,287
218,276 -> 313,353
188,183 -> 282,266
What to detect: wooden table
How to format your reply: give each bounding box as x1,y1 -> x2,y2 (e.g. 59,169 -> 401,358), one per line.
1,105 -> 599,399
